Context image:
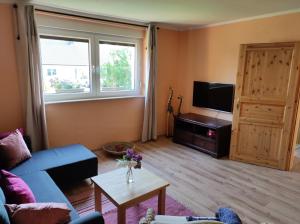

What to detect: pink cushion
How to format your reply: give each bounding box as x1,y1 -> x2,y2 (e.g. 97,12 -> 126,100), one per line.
0,170 -> 36,204
5,203 -> 71,224
0,128 -> 24,140
0,129 -> 31,169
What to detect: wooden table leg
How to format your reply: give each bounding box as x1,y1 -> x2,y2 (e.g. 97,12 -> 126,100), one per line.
94,186 -> 102,212
117,206 -> 126,224
158,188 -> 166,215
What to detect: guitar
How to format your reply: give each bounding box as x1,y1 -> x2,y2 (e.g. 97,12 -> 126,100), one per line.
166,87 -> 174,137
177,95 -> 183,115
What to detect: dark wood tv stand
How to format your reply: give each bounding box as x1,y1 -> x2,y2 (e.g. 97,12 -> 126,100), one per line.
173,113 -> 232,158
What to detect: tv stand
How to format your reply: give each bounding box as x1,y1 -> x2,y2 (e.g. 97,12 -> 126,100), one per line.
173,113 -> 232,158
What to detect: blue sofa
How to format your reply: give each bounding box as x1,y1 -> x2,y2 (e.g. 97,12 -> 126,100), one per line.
0,144 -> 104,224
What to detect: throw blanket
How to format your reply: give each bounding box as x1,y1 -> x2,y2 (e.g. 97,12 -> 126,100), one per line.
139,207 -> 242,224
187,207 -> 242,224
186,217 -> 218,221
215,208 -> 242,224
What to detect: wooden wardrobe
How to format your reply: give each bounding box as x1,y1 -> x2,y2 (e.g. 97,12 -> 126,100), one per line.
230,42 -> 300,170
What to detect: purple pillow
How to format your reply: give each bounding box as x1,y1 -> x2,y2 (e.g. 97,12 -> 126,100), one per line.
0,128 -> 24,140
0,170 -> 36,204
0,129 -> 31,169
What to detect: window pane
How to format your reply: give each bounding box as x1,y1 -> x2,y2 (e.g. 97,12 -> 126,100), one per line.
99,42 -> 135,92
40,37 -> 90,94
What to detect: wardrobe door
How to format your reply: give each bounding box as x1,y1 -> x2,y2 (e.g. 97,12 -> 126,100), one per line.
230,43 -> 300,170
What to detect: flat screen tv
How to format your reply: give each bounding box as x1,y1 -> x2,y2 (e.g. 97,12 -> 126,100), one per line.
193,81 -> 234,113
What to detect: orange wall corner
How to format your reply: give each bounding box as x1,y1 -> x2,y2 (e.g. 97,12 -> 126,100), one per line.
0,4 -> 24,131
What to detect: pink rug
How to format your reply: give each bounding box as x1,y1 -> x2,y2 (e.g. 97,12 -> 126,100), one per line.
102,195 -> 194,224
67,186 -> 194,224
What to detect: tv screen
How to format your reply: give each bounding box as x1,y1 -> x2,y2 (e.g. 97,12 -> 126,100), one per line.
193,81 -> 234,112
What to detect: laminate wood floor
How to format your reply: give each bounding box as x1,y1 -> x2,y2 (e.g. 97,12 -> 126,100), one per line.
64,137 -> 300,224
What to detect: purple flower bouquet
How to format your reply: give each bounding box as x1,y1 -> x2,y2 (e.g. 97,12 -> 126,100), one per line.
117,148 -> 142,169
117,149 -> 142,183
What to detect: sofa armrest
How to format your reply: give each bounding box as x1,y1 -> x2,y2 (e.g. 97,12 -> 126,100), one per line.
69,212 -> 104,224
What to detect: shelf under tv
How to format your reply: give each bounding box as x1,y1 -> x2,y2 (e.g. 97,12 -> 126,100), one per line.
173,113 -> 232,158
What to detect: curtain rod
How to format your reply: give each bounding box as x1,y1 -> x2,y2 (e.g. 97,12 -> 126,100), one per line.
35,8 -> 149,29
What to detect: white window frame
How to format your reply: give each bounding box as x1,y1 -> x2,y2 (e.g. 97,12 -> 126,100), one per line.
39,27 -> 142,102
96,34 -> 141,98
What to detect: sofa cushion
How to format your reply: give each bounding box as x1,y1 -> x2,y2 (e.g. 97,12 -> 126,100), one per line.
0,204 -> 10,224
0,130 -> 31,169
0,187 -> 10,224
0,188 -> 5,203
0,128 -> 24,140
5,203 -> 71,224
20,171 -> 79,220
0,170 -> 36,204
10,144 -> 98,185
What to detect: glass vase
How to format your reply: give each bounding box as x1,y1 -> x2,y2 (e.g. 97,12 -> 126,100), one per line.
126,166 -> 134,183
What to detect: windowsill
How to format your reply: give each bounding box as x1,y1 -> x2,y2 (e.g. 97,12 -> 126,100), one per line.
45,95 -> 145,105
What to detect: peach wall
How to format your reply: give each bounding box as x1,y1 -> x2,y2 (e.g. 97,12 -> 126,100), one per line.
0,4 -> 24,131
156,28 -> 180,135
178,12 -> 300,121
46,98 -> 144,149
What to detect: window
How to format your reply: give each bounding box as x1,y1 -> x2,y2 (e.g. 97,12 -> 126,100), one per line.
40,36 -> 90,96
39,28 -> 142,102
99,41 -> 136,92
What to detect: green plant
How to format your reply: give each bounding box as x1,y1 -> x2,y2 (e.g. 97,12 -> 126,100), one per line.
100,49 -> 132,89
50,77 -> 80,91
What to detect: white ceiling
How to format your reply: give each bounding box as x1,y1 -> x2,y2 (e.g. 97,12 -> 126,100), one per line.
29,0 -> 300,29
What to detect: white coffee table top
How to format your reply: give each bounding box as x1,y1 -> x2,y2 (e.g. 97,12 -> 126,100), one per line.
91,168 -> 169,206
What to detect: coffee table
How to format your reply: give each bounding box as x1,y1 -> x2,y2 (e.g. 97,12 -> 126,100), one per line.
91,168 -> 170,224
